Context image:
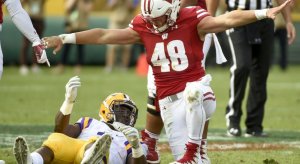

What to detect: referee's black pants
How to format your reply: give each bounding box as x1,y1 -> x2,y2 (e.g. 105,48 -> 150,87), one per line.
225,19 -> 274,133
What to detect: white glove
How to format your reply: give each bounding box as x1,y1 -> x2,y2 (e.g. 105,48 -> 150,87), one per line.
65,76 -> 81,103
113,122 -> 140,148
32,41 -> 50,67
60,76 -> 81,115
113,122 -> 144,158
112,122 -> 126,131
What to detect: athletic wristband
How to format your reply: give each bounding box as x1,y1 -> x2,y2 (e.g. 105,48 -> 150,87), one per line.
60,101 -> 74,115
32,41 -> 41,47
132,144 -> 144,158
254,9 -> 268,20
58,33 -> 76,44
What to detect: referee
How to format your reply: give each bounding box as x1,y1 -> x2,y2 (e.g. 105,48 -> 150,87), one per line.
225,0 -> 296,137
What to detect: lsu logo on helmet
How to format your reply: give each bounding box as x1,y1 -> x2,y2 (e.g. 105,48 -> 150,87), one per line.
99,93 -> 138,127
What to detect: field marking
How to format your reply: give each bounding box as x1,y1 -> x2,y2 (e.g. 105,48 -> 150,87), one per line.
158,142 -> 300,152
0,133 -> 49,147
2,132 -> 300,152
208,142 -> 300,150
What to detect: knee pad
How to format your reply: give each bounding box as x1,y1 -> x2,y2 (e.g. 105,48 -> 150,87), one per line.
184,74 -> 216,119
183,81 -> 204,107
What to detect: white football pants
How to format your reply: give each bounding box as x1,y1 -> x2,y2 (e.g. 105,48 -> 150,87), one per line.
158,75 -> 216,161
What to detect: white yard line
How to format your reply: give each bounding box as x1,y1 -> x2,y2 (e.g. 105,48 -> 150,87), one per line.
0,133 -> 49,147
1,133 -> 300,150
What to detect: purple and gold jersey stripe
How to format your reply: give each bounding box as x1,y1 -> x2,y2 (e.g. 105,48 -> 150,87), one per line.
124,141 -> 132,155
76,117 -> 93,130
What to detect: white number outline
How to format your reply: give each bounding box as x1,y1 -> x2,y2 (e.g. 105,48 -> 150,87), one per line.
151,40 -> 188,72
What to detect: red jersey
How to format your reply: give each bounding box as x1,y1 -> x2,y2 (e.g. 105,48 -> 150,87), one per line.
197,0 -> 207,9
0,2 -> 3,24
130,6 -> 209,99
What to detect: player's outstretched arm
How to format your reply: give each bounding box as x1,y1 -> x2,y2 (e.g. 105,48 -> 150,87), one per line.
54,76 -> 81,137
42,28 -> 140,55
4,0 -> 50,66
197,0 -> 292,34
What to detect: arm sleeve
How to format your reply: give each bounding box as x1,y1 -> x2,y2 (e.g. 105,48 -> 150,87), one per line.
4,0 -> 41,43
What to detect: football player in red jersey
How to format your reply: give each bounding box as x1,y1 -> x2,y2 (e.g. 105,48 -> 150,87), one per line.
0,0 -> 50,79
141,0 -> 220,163
43,0 -> 291,163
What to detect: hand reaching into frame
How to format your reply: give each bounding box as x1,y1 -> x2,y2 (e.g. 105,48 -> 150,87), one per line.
42,36 -> 64,55
32,41 -> 50,67
266,0 -> 291,20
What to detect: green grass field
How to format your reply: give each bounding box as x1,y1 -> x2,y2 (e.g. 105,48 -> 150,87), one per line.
0,65 -> 300,163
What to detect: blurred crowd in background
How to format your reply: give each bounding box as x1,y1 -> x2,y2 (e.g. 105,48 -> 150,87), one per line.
2,0 -> 300,76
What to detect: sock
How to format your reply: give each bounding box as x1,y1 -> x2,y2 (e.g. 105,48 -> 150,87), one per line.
200,139 -> 208,152
31,152 -> 44,164
145,129 -> 160,140
188,138 -> 201,145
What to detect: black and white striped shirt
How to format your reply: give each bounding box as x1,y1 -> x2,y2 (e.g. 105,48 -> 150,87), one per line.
226,0 -> 273,11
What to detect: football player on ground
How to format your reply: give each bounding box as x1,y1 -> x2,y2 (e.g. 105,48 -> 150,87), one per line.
42,0 -> 291,163
141,0 -> 221,163
0,0 -> 50,79
13,76 -> 148,164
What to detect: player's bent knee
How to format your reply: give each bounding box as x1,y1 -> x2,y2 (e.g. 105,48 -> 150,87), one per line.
183,82 -> 204,106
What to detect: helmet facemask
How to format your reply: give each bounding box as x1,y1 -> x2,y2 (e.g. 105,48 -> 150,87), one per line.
141,0 -> 180,33
110,101 -> 138,127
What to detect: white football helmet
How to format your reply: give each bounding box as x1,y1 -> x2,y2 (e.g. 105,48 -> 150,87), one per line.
141,0 -> 180,33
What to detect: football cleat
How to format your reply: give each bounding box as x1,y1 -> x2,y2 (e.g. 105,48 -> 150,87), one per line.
81,134 -> 112,164
141,130 -> 160,163
170,142 -> 200,164
244,131 -> 268,138
227,127 -> 241,137
200,140 -> 211,164
13,136 -> 32,164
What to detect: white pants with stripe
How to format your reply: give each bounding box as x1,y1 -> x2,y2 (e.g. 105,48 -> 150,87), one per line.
158,75 -> 216,160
